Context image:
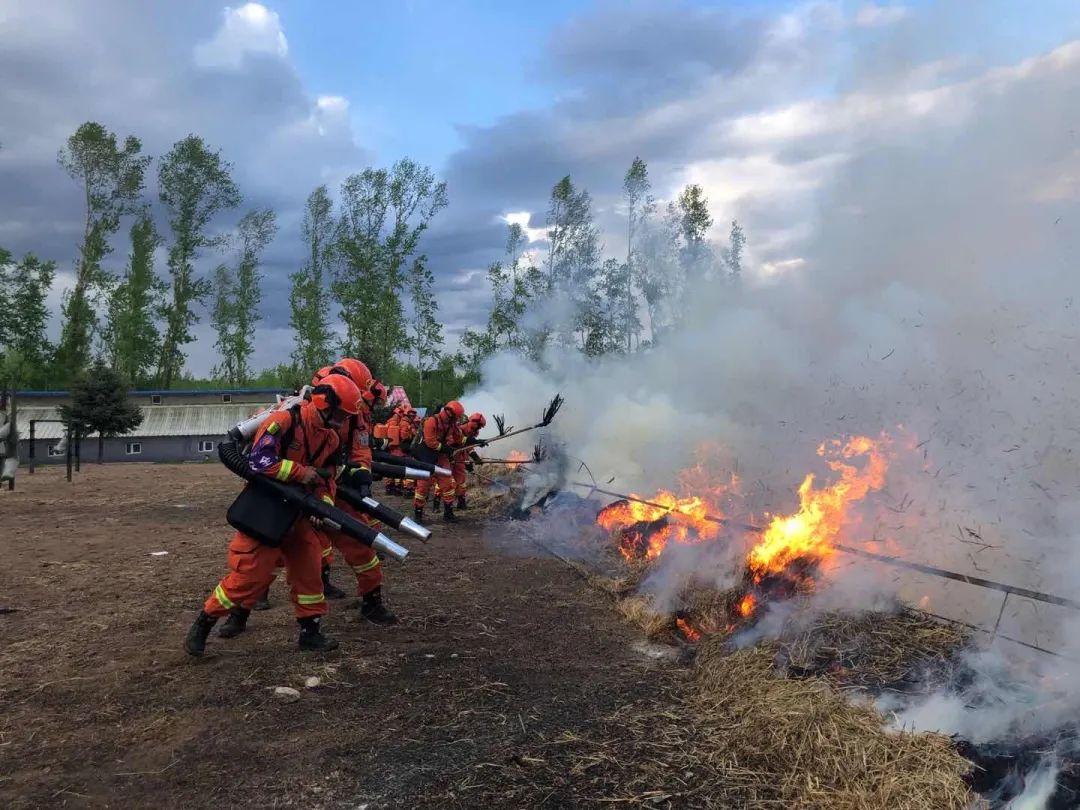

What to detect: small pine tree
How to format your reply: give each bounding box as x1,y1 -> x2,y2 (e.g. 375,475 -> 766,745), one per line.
60,360 -> 144,462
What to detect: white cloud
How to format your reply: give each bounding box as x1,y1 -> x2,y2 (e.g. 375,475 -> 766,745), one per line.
194,2 -> 288,69
854,4 -> 910,28
501,211 -> 547,243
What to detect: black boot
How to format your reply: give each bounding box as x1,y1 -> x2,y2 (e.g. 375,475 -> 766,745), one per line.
252,587 -> 271,611
322,563 -> 347,600
218,607 -> 251,638
361,588 -> 399,625
414,505 -> 424,523
297,616 -> 339,652
443,502 -> 457,523
184,611 -> 218,657
456,495 -> 468,511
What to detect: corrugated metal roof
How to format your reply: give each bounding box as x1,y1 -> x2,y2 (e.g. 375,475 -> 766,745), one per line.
16,403 -> 274,440
15,388 -> 286,397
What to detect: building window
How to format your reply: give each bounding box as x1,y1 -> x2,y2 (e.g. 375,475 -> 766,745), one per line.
198,440 -> 215,452
126,442 -> 142,455
48,444 -> 66,457
221,393 -> 232,403
151,395 -> 162,405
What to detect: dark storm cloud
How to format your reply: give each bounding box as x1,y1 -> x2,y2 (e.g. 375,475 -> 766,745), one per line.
0,1 -> 367,373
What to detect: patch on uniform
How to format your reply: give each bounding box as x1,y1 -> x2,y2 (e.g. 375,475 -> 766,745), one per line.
359,433 -> 369,446
267,422 -> 280,435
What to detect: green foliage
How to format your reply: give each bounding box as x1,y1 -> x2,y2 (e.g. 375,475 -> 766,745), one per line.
0,253 -> 56,389
56,121 -> 150,378
59,360 -> 143,461
212,208 -> 277,385
156,134 -> 241,388
290,185 -> 336,372
105,216 -> 166,385
333,159 -> 447,373
405,255 -> 443,403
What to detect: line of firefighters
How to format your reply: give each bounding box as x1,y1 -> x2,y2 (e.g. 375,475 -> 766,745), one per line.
184,357 -> 489,657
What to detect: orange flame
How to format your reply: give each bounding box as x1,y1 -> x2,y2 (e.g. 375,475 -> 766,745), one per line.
507,449 -> 529,463
676,617 -> 701,642
737,593 -> 757,617
747,435 -> 888,582
596,491 -> 724,561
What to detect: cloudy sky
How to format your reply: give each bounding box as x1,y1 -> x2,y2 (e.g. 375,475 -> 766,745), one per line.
1,0 -> 1078,376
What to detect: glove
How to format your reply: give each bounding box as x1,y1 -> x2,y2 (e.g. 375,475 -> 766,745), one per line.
298,467 -> 320,486
475,439 -> 488,448
349,467 -> 373,498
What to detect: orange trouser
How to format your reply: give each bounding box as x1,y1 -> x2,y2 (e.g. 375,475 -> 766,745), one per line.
452,459 -> 468,499
388,446 -> 410,492
414,452 -> 454,507
204,520 -> 327,619
323,501 -> 383,595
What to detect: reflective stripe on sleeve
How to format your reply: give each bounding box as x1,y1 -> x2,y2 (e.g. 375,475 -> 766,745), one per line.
275,459 -> 295,481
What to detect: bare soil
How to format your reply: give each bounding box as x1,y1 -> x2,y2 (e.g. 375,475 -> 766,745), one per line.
0,463 -> 683,809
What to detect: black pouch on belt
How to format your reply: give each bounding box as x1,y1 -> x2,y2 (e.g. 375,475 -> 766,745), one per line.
226,483 -> 301,547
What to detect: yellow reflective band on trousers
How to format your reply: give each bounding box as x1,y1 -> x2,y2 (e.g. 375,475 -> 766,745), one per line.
321,545 -> 333,558
321,494 -> 334,505
352,557 -> 381,574
275,459 -> 295,481
213,583 -> 235,610
297,593 -> 326,606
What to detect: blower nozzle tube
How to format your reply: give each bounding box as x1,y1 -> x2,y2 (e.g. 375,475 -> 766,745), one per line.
218,441 -> 410,561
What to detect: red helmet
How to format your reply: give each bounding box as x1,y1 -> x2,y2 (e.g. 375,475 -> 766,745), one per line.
311,374 -> 361,416
445,400 -> 465,420
469,412 -> 486,428
363,379 -> 387,407
311,365 -> 333,386
332,358 -> 372,390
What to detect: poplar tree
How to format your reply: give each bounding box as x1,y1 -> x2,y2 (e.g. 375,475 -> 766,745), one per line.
56,122 -> 150,377
334,159 -> 446,372
0,254 -> 56,388
622,157 -> 651,351
289,186 -> 336,373
156,135 -> 241,388
105,216 -> 166,384
211,209 -> 277,385
405,255 -> 443,404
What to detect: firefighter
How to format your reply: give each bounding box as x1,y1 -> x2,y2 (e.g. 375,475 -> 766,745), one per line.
451,412 -> 487,510
219,361 -> 397,637
398,408 -> 420,499
184,373 -> 362,656
381,407 -> 405,496
320,361 -> 398,625
413,400 -> 464,522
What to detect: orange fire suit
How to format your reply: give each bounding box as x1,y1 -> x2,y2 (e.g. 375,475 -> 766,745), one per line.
451,418 -> 484,500
203,402 -> 339,619
321,405 -> 384,596
413,411 -> 460,508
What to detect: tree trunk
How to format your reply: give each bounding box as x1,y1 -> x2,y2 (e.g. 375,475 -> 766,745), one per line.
98,434 -> 104,464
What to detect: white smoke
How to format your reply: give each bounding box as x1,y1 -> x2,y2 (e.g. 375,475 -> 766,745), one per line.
465,31 -> 1080,767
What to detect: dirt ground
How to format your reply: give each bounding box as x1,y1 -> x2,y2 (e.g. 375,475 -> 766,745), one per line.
0,463 -> 688,809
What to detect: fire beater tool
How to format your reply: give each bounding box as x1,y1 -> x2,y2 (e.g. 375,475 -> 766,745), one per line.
452,393 -> 564,457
